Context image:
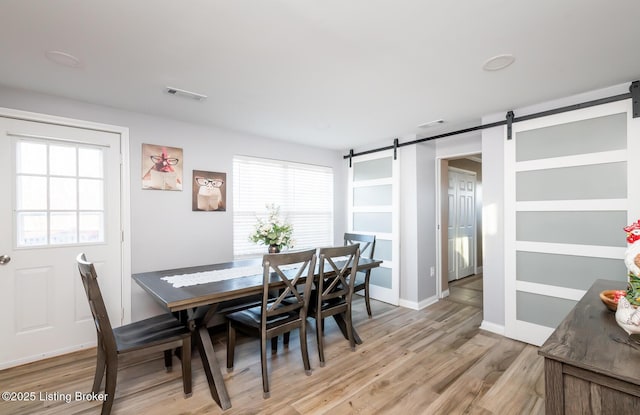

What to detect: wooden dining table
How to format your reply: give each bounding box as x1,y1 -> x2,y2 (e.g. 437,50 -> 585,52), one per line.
132,256 -> 382,410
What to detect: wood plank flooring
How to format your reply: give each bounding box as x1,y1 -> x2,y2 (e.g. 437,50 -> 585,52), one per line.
0,275 -> 544,414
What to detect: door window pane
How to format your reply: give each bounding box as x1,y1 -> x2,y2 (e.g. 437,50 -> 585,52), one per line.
353,157 -> 392,181
50,212 -> 77,244
516,251 -> 626,290
79,212 -> 104,243
17,212 -> 47,246
50,177 -> 77,210
516,162 -> 626,201
516,291 -> 576,328
516,112 -> 626,162
516,210 -> 626,246
79,148 -> 103,178
374,239 -> 392,261
49,145 -> 76,176
370,267 -> 392,289
17,176 -> 47,210
353,185 -> 392,206
353,212 -> 392,233
79,179 -> 103,210
16,142 -> 46,174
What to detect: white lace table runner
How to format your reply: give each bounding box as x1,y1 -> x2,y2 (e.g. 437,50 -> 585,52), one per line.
161,265 -> 264,288
160,256 -> 354,288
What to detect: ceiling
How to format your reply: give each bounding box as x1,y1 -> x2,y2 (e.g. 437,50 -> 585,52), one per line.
1,1 -> 639,151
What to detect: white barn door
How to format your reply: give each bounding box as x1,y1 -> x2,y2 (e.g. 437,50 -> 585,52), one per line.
347,150 -> 400,305
505,99 -> 639,346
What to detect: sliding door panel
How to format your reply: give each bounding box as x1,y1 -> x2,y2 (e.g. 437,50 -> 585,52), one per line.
348,151 -> 399,306
505,101 -> 634,346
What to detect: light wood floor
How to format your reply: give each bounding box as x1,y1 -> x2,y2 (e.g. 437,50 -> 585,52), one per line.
0,275 -> 545,414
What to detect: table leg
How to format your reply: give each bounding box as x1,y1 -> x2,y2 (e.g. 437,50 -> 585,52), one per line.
195,326 -> 232,410
188,305 -> 232,410
332,313 -> 362,345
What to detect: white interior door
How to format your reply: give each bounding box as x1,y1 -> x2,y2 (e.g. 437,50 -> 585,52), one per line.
347,150 -> 399,306
0,115 -> 123,369
447,168 -> 476,281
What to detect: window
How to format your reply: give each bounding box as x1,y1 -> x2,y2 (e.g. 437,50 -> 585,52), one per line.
233,155 -> 333,258
15,139 -> 105,247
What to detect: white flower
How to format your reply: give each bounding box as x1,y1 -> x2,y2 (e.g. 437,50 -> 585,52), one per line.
249,204 -> 294,250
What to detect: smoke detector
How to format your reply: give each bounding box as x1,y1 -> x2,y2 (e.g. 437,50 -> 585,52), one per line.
482,54 -> 515,71
165,86 -> 207,101
45,50 -> 82,68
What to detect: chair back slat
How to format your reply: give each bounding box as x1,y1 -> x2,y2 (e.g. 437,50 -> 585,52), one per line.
76,253 -> 117,357
261,249 -> 317,323
344,233 -> 376,259
317,244 -> 360,304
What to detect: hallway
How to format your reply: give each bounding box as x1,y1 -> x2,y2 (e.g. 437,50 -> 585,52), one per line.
448,273 -> 483,308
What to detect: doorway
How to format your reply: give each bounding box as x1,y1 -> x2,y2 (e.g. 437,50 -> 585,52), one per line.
437,154 -> 483,297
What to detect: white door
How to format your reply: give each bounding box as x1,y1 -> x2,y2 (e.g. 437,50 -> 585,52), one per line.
347,150 -> 400,305
504,99 -> 639,346
0,115 -> 123,369
447,168 -> 476,281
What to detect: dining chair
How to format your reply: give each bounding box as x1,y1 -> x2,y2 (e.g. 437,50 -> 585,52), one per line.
76,253 -> 192,415
310,244 -> 360,367
344,232 -> 376,317
225,248 -> 317,398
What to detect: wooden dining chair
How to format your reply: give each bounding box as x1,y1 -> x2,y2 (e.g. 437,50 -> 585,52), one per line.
225,249 -> 317,398
76,253 -> 192,415
310,244 -> 360,367
344,232 -> 376,317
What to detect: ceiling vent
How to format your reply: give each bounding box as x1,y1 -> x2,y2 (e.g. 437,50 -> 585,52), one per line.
165,86 -> 207,101
417,119 -> 444,129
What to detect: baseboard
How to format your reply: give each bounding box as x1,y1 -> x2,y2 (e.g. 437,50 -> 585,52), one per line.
476,266 -> 483,274
0,341 -> 97,370
479,320 -> 505,336
441,289 -> 450,298
399,294 -> 439,310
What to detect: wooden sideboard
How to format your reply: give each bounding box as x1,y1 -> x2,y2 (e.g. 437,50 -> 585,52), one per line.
538,279 -> 640,414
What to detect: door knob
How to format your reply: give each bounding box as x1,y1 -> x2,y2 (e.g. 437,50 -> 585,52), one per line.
0,255 -> 10,265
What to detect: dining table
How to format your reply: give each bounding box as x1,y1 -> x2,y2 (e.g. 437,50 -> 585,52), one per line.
132,255 -> 382,410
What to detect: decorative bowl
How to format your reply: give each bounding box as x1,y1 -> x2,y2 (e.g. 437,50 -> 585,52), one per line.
600,290 -> 630,312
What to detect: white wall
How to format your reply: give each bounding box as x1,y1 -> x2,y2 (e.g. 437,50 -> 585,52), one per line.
479,126 -> 505,332
416,142 -> 437,302
0,85 -> 347,320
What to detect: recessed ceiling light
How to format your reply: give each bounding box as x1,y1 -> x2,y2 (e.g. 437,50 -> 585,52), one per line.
45,50 -> 82,68
165,86 -> 208,101
417,119 -> 444,129
482,54 -> 515,71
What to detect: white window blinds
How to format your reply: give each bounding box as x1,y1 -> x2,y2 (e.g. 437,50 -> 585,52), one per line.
233,155 -> 334,258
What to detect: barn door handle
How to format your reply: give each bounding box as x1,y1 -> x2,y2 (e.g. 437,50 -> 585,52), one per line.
0,255 -> 10,265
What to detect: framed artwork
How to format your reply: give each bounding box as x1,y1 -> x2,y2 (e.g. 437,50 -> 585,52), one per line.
192,170 -> 226,211
142,143 -> 183,190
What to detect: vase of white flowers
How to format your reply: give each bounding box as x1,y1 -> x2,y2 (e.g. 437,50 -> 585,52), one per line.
250,204 -> 294,253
